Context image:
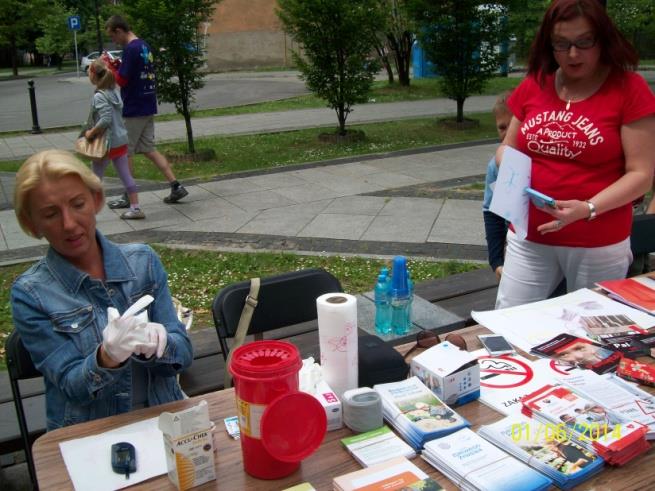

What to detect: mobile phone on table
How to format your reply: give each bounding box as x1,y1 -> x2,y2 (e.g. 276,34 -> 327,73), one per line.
478,334 -> 515,356
525,187 -> 556,209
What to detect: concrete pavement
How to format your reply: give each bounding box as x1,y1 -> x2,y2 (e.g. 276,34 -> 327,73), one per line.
0,97 -> 498,266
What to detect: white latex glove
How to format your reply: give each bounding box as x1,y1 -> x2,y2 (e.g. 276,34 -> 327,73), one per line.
133,322 -> 168,359
102,307 -> 155,363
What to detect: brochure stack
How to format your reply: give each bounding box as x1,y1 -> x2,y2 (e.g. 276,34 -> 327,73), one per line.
373,377 -> 469,450
479,415 -> 604,489
422,428 -> 552,491
340,425 -> 416,467
521,384 -> 650,465
597,276 -> 655,315
332,456 -> 442,491
557,369 -> 655,439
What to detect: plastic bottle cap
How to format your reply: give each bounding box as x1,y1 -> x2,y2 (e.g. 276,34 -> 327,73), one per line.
261,391 -> 327,463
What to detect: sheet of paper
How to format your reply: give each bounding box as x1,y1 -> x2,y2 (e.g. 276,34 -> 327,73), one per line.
472,288 -> 655,353
472,349 -> 556,416
489,146 -> 531,239
59,416 -> 167,491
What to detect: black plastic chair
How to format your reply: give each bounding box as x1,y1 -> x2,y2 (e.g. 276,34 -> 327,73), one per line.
212,268 -> 342,362
6,329 -> 41,490
629,214 -> 655,276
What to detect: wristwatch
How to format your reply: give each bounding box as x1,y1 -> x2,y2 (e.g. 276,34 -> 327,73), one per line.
585,200 -> 597,221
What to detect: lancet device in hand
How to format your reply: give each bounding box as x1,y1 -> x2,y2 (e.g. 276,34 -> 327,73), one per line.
121,295 -> 154,320
525,187 -> 556,209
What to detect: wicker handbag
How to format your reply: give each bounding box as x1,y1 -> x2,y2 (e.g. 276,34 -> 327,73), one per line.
75,132 -> 109,159
75,89 -> 110,159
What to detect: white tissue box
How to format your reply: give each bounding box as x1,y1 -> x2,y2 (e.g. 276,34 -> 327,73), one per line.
311,380 -> 342,431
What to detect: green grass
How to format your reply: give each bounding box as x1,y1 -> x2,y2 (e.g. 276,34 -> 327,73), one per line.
0,112 -> 498,180
155,76 -> 522,122
0,248 -> 482,370
0,61 -> 77,80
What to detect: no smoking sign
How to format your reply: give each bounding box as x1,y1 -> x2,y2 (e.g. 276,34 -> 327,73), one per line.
478,355 -> 534,389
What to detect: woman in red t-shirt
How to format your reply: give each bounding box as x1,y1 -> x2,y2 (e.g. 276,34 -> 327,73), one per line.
495,0 -> 655,308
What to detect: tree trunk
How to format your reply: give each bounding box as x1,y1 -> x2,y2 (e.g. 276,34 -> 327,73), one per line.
374,44 -> 394,84
336,104 -> 347,135
10,38 -> 18,77
179,72 -> 195,153
388,32 -> 413,87
456,97 -> 465,123
398,32 -> 413,86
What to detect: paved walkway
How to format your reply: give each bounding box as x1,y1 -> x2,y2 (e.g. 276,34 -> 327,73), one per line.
0,97 -> 499,265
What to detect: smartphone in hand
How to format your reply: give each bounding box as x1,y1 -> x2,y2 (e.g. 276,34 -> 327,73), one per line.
525,187 -> 556,209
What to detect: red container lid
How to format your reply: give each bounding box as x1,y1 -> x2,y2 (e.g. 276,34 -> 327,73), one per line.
261,391 -> 327,463
229,340 -> 302,381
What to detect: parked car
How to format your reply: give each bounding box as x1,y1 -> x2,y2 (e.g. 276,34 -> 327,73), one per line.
80,50 -> 122,73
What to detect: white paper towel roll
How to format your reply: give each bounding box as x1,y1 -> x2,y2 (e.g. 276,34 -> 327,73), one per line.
317,293 -> 358,399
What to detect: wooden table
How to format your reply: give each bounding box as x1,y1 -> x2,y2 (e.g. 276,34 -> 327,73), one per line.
32,325 -> 655,490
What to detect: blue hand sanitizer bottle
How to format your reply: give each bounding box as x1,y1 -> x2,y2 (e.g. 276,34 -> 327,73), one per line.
374,273 -> 392,335
390,256 -> 410,336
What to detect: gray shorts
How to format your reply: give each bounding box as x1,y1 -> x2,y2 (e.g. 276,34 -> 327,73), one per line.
124,116 -> 156,155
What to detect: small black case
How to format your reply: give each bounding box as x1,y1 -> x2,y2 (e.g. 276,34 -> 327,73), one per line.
358,334 -> 409,387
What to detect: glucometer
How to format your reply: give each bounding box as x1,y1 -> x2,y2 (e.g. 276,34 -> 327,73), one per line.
525,187 -> 556,209
111,442 -> 136,479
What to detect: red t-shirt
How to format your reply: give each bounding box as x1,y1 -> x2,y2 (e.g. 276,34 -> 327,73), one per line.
508,71 -> 655,247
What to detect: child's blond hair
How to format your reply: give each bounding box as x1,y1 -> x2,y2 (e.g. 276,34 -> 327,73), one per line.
89,59 -> 116,90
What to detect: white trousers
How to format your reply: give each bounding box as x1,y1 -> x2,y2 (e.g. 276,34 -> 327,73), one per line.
496,231 -> 632,309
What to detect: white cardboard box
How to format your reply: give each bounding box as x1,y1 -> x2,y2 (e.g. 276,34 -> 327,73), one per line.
158,400 -> 216,490
410,341 -> 480,406
311,380 -> 343,431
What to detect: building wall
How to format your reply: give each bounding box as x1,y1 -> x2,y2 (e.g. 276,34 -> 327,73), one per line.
204,0 -> 296,70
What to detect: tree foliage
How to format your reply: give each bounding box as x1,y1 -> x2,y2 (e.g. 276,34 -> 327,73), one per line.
35,1 -> 75,68
277,0 -> 385,136
0,0 -> 47,75
121,0 -> 217,154
407,0 -> 508,123
503,0 -> 549,63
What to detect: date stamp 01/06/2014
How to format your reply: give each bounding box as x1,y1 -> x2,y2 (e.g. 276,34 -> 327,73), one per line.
510,421 -> 622,444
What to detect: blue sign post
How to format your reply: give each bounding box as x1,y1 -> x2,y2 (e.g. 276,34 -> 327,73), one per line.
67,16 -> 82,77
67,15 -> 81,31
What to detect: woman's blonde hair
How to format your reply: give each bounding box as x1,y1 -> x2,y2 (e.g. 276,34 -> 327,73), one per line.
14,149 -> 104,237
89,59 -> 115,90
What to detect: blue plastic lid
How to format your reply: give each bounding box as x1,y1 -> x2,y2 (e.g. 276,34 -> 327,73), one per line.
391,256 -> 409,296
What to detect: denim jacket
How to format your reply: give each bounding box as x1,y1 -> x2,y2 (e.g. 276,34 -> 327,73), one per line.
11,232 -> 193,430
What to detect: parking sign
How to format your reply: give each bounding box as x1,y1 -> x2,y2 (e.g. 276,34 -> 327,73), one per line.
67,15 -> 81,31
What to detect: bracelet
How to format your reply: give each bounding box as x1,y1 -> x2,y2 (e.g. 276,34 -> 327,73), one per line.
586,200 -> 597,221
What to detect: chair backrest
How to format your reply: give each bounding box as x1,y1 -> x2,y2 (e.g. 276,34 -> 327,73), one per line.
212,268 -> 342,360
630,214 -> 655,255
6,329 -> 41,490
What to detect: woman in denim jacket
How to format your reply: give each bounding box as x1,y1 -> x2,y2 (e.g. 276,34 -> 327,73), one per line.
10,149 -> 193,430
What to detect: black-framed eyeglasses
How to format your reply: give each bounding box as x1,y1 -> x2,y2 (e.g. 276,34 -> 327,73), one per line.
404,330 -> 440,359
551,37 -> 596,52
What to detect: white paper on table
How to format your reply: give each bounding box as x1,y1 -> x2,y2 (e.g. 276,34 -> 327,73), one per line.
472,349 -> 556,416
489,146 -> 531,239
59,416 -> 167,491
472,288 -> 655,353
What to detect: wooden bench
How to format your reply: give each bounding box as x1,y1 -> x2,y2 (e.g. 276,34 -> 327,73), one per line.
0,268 -> 499,458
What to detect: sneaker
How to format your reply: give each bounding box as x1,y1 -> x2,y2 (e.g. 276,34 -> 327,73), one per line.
163,186 -> 189,204
120,208 -> 146,220
108,193 -> 130,209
